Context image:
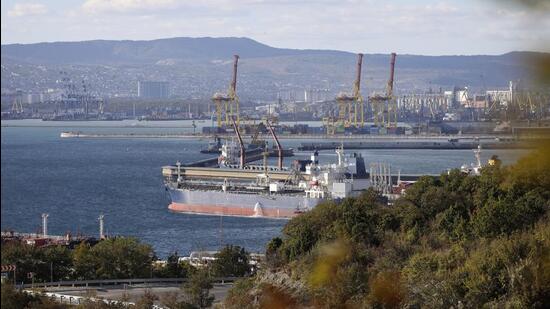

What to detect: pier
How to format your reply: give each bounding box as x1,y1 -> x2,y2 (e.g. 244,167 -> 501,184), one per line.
298,140 -> 533,151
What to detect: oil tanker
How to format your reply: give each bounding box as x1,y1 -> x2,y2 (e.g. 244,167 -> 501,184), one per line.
163,140 -> 369,218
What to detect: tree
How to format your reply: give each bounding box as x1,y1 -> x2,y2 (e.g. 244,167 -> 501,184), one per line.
154,251 -> 189,278
280,200 -> 340,261
73,243 -> 96,280
184,269 -> 214,308
265,237 -> 283,267
1,283 -> 39,308
1,242 -> 71,284
73,237 -> 154,280
1,283 -> 72,309
367,271 -> 407,309
224,278 -> 256,309
211,245 -> 249,277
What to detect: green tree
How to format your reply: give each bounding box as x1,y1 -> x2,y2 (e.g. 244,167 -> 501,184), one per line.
211,245 -> 249,277
43,245 -> 73,282
280,200 -> 340,261
154,251 -> 189,278
1,242 -> 72,284
72,243 -> 96,280
184,269 -> 214,308
73,237 -> 154,280
265,237 -> 283,267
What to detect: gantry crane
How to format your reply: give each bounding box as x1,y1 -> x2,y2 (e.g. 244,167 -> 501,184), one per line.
369,53 -> 397,128
212,55 -> 240,127
335,53 -> 364,128
11,90 -> 24,114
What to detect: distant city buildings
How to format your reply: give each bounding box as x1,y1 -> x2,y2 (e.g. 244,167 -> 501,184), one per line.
137,81 -> 170,99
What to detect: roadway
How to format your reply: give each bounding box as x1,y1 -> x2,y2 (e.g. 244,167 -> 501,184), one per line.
23,278 -> 236,308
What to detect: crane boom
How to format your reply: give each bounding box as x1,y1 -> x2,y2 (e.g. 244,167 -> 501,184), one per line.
231,116 -> 245,168
387,53 -> 397,98
266,120 -> 283,169
230,55 -> 239,98
353,53 -> 363,98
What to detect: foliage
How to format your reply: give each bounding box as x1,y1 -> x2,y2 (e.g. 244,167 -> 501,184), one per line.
184,269 -> 214,308
73,237 -> 154,280
1,283 -> 40,309
225,145 -> 550,308
160,291 -> 197,309
1,242 -> 72,284
211,245 -> 249,277
134,289 -> 159,309
224,277 -> 256,309
153,251 -> 191,278
1,236 -> 157,285
1,283 -> 72,309
367,271 -> 407,309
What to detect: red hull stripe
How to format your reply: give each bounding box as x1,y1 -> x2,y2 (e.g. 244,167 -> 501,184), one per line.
168,203 -> 297,218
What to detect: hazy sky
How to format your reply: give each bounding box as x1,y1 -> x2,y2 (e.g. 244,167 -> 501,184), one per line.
1,0 -> 549,55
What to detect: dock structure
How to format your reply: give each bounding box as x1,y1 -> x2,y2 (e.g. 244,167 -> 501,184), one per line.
298,140 -> 531,151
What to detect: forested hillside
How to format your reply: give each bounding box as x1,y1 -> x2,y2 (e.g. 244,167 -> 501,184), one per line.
226,144 -> 550,308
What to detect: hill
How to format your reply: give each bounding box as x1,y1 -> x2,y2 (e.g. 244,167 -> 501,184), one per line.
1,37 -> 546,99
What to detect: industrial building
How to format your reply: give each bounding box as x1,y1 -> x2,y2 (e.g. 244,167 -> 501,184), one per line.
137,81 -> 170,99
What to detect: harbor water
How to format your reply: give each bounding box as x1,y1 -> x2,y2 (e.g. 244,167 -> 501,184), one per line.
1,120 -> 527,257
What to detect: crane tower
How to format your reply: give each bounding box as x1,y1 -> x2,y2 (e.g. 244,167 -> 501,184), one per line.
212,55 -> 240,127
335,53 -> 364,128
369,53 -> 397,128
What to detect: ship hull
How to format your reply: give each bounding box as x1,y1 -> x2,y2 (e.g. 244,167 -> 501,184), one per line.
167,187 -> 323,219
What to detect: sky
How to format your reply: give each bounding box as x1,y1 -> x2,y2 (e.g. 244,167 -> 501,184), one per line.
1,0 -> 549,55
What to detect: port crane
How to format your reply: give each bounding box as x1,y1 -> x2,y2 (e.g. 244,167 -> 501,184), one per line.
11,90 -> 24,114
266,119 -> 283,169
369,53 -> 397,128
335,53 -> 364,128
212,55 -> 240,128
231,116 -> 246,168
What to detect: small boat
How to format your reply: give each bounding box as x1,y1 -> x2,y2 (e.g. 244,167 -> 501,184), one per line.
60,131 -> 82,138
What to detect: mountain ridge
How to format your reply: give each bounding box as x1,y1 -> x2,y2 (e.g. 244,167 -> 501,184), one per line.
2,37 -> 545,98
2,36 -> 545,65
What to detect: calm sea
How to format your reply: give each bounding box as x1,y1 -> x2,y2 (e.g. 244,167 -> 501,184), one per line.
1,120 -> 526,257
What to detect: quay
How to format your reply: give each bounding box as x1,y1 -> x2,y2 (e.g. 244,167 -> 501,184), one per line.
60,132 -> 522,141
298,140 -> 533,151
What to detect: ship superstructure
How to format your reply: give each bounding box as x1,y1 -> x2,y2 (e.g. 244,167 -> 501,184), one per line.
460,145 -> 483,175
